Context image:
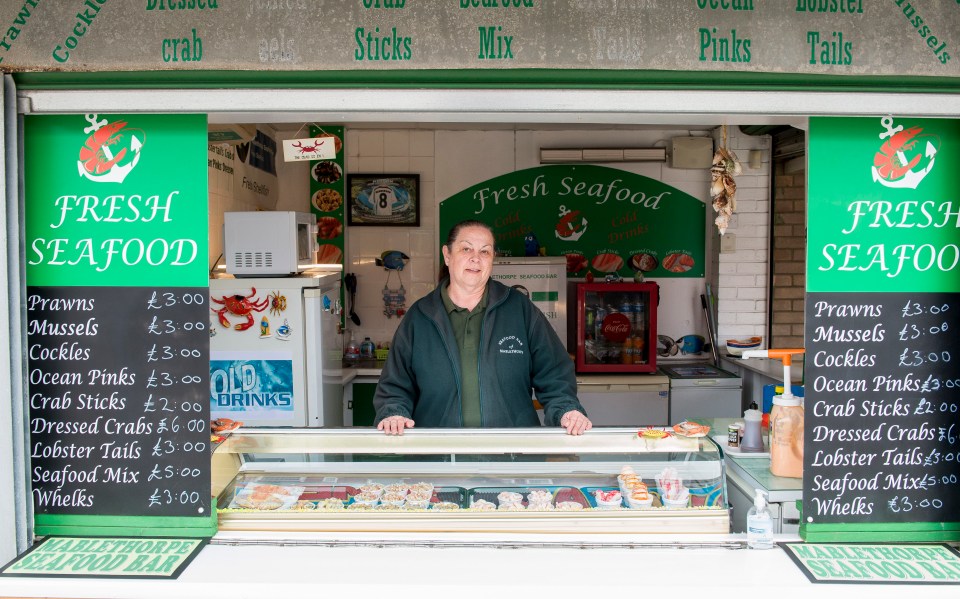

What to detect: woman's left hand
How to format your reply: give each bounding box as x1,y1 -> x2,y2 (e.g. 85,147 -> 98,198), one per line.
559,410 -> 592,436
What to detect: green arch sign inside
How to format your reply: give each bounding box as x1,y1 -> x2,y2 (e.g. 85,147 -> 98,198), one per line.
440,165 -> 705,278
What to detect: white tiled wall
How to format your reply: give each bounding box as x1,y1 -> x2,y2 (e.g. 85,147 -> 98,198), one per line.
343,129 -> 438,349
713,128 -> 772,345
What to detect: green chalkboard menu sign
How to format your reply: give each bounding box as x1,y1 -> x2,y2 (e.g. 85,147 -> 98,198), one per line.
440,165 -> 705,279
23,114 -> 213,537
805,116 -> 960,542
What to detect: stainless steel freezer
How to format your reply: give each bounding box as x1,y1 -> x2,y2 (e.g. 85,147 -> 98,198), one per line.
660,362 -> 742,423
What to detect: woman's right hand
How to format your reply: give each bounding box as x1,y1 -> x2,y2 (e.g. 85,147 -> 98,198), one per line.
377,415 -> 415,435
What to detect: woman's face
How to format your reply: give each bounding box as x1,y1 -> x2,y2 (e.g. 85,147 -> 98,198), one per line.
442,225 -> 495,290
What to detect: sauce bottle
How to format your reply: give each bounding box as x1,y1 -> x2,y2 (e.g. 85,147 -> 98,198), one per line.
769,393 -> 804,477
740,348 -> 805,478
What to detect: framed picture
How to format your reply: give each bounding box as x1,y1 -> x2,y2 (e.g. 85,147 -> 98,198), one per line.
347,174 -> 420,227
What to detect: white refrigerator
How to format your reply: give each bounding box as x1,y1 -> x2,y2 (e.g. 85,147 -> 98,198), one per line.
209,272 -> 341,427
491,257 -> 567,346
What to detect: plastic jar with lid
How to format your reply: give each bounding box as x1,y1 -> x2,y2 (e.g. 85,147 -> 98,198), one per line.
769,395 -> 804,478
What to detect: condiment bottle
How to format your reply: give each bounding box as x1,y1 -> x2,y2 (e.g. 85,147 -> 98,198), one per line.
740,408 -> 764,453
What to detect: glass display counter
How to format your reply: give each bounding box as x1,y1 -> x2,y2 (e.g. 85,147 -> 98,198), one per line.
212,427 -> 729,534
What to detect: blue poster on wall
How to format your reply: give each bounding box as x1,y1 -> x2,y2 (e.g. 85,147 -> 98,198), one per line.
209,352 -> 294,419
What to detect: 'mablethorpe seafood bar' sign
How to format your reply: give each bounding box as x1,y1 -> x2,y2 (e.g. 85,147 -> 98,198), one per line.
0,1 -> 956,77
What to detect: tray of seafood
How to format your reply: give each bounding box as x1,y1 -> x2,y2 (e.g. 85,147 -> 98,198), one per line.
344,482 -> 467,511
227,482 -> 305,511
582,486 -> 662,510
298,485 -> 357,502
467,487 -> 589,511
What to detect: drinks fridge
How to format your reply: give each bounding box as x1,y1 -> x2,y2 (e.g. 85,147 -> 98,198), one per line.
209,272 -> 342,427
575,282 -> 658,373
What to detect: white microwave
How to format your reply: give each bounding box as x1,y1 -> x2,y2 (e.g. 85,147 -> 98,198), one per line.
224,211 -> 318,276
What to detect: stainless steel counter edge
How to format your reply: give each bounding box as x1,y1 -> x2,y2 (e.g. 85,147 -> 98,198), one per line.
720,355 -> 803,384
343,369 -> 671,386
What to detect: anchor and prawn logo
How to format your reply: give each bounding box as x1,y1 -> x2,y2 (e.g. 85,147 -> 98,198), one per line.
77,114 -> 145,184
871,116 -> 939,190
554,205 -> 588,242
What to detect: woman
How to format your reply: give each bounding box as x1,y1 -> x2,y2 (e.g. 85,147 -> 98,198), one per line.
374,220 -> 591,435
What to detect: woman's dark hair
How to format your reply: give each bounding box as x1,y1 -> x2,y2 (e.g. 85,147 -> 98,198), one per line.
443,219 -> 493,249
438,220 -> 495,282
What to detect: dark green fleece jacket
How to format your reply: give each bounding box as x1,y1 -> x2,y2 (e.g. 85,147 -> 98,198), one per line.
373,279 -> 585,427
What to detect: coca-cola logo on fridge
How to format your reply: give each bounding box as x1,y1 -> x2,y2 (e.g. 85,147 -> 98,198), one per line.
601,312 -> 631,342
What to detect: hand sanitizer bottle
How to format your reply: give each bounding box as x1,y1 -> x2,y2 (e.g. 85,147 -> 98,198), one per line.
747,489 -> 774,549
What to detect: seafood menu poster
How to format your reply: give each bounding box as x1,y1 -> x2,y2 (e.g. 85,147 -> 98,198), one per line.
802,291 -> 960,531
440,165 -> 705,280
25,287 -> 212,519
804,116 -> 960,540
23,114 -> 213,534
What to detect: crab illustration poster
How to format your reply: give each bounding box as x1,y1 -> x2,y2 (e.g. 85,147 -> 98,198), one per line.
439,165 -> 705,279
808,116 -> 960,293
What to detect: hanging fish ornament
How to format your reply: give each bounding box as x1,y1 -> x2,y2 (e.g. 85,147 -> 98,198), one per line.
375,250 -> 410,271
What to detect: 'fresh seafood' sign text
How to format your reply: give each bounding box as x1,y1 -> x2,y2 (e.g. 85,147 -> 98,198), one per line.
441,165 -> 705,279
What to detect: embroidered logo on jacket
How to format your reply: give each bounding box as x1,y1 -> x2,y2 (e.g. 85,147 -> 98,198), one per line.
498,336 -> 525,355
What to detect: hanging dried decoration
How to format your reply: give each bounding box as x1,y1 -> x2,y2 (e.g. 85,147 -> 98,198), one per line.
710,125 -> 742,236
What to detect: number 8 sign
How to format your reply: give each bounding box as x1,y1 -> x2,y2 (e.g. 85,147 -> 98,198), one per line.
347,173 -> 420,227
373,184 -> 397,216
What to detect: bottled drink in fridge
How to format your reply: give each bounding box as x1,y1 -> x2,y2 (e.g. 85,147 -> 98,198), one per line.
632,335 -> 645,364
633,295 -> 646,337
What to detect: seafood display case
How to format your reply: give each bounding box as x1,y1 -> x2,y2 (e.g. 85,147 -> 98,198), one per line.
212,427 -> 729,535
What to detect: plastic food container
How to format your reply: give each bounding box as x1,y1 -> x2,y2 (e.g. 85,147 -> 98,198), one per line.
470,486 -> 588,510
352,491 -> 380,507
662,489 -> 690,509
624,494 -> 654,509
358,483 -> 384,497
593,489 -> 623,509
